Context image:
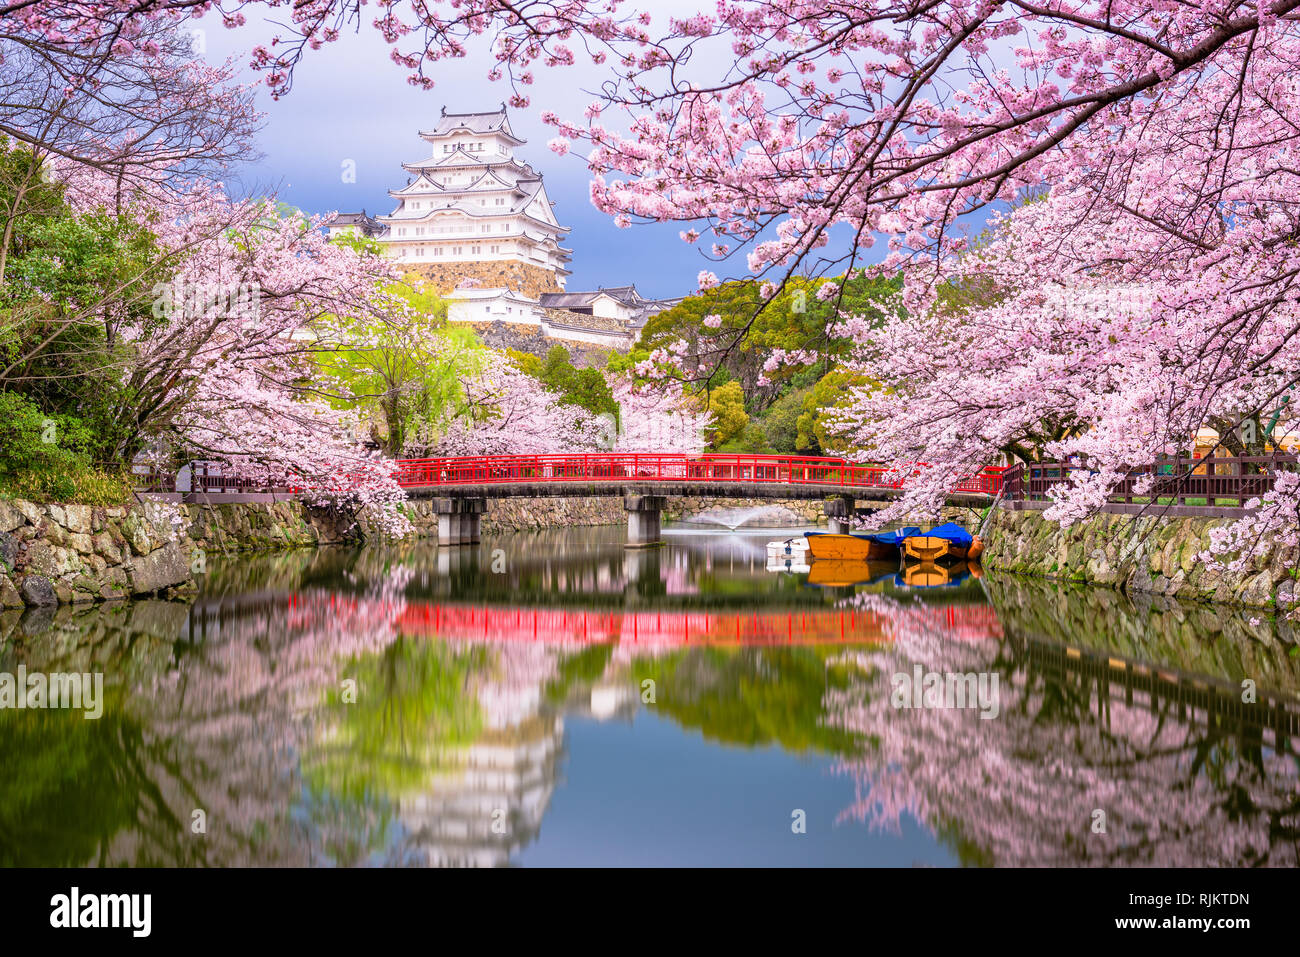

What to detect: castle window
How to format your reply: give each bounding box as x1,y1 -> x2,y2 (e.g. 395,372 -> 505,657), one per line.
482,225 -> 491,233
495,198 -> 505,206
472,245 -> 481,254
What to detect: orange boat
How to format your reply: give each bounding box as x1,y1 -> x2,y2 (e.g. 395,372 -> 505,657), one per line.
804,526 -> 921,561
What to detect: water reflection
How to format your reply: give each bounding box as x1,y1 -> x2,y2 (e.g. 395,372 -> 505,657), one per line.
1,527 -> 1297,867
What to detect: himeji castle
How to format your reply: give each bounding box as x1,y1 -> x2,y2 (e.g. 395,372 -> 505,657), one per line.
327,106 -> 678,353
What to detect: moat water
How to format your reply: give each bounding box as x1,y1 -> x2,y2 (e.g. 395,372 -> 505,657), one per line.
1,525 -> 1297,866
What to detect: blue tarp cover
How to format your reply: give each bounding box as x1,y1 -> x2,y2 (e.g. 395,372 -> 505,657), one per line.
921,522 -> 974,546
864,526 -> 922,546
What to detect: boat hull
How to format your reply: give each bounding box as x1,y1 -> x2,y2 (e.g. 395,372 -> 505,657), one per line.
804,533 -> 899,561
902,535 -> 983,564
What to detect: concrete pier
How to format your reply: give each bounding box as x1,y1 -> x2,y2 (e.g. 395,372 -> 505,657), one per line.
624,494 -> 667,547
824,495 -> 856,534
434,497 -> 485,546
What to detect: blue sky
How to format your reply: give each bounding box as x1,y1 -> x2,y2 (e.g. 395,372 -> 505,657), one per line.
202,17 -> 724,298
198,12 -> 1002,300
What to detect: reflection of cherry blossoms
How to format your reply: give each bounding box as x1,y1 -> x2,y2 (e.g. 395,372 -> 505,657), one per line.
13,584 -> 573,866
826,598 -> 1300,866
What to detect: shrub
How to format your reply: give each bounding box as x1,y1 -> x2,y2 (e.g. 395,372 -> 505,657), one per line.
0,391 -> 132,504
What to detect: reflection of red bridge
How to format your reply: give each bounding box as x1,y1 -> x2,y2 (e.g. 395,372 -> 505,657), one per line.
392,601 -> 1003,647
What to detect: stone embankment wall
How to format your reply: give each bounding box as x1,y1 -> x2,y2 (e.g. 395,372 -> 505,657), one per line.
984,508 -> 1299,611
0,498 -> 356,609
384,496 -> 627,536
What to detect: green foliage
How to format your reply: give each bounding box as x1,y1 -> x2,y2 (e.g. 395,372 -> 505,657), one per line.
644,648 -> 866,755
0,701 -> 136,867
758,386 -> 808,453
316,286 -> 480,456
604,346 -> 650,376
718,422 -> 774,454
634,272 -> 901,410
796,367 -> 877,455
706,380 -> 749,447
0,141 -> 168,470
528,345 -> 618,418
304,639 -> 487,803
0,391 -> 92,475
545,644 -> 616,704
0,392 -> 129,503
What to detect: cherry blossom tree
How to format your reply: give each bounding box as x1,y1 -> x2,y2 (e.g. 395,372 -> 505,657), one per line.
10,154 -> 417,531
19,0 -> 1300,549
0,18 -> 258,190
610,377 -> 713,454
431,352 -> 606,455
826,595 -> 1300,866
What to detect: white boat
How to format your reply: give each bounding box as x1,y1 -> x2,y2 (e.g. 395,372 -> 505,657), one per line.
766,538 -> 810,559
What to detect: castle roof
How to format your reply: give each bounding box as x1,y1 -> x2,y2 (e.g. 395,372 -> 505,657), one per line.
420,104 -> 524,144
326,210 -> 387,237
539,285 -> 647,309
535,286 -> 679,325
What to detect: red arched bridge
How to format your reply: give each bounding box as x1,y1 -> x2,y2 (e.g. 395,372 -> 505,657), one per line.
387,453 -> 1007,547
391,453 -> 1006,496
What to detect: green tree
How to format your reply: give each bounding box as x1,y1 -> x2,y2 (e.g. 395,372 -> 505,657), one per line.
797,368 -> 877,455
518,345 -> 617,419
707,380 -> 749,447
0,140 -> 168,485
634,272 -> 901,410
759,386 -> 809,452
315,288 -> 481,456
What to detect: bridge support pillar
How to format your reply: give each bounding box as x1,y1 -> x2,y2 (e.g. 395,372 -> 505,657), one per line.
434,497 -> 484,546
825,495 -> 856,534
624,494 -> 667,548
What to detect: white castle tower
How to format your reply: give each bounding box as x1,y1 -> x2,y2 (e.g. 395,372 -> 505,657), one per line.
328,106 -> 681,352
376,105 -> 571,293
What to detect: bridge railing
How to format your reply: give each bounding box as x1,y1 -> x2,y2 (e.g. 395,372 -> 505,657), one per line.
391,453 -> 1010,493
